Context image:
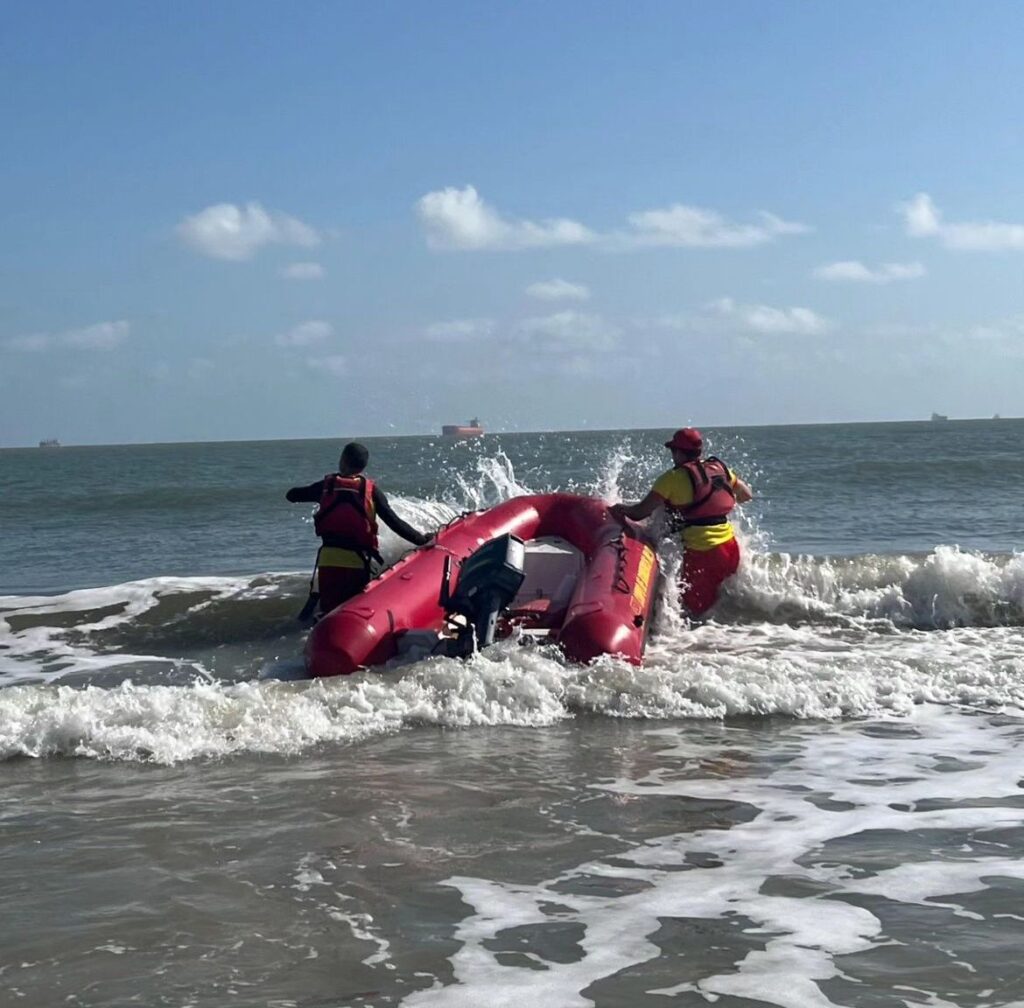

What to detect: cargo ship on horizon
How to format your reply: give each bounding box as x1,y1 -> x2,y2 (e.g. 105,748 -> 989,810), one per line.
442,417 -> 484,438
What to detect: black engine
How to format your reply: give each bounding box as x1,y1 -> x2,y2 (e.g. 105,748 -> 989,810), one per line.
441,534 -> 527,654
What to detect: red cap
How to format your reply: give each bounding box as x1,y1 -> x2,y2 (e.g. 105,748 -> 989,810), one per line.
664,427 -> 703,451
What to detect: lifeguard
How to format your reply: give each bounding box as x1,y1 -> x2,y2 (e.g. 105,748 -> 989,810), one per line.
609,427 -> 753,617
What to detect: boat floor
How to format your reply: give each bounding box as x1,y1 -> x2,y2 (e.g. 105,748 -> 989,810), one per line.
506,536 -> 584,630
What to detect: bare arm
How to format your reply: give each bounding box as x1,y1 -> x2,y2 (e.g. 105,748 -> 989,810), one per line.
609,491 -> 663,523
733,477 -> 753,504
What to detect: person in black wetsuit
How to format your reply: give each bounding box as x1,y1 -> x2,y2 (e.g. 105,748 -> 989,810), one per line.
286,442 -> 432,616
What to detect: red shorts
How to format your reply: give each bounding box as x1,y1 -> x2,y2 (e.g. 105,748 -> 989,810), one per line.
680,538 -> 741,617
317,565 -> 370,615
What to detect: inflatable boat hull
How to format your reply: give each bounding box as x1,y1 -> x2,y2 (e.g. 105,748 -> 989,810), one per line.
304,493 -> 659,677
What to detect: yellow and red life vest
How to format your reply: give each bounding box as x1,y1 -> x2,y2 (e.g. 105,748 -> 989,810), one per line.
313,474 -> 379,551
672,457 -> 736,526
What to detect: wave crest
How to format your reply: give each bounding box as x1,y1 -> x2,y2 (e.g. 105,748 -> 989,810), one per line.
726,544 -> 1024,629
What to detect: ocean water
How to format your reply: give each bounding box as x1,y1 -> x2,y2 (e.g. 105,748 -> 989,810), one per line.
2,420 -> 1023,1008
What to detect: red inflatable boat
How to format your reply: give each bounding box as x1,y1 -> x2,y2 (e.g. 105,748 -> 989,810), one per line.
304,493 -> 659,677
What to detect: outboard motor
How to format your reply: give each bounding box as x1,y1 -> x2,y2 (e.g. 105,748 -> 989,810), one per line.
441,534 -> 526,654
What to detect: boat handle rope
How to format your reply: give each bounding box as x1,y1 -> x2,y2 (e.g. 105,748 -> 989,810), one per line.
611,532 -> 632,594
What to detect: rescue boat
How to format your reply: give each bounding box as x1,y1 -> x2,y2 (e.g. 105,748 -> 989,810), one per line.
304,493 -> 659,677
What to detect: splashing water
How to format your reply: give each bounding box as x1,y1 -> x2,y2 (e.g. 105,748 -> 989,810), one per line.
3,431 -> 1024,764
726,544 -> 1024,629
448,449 -> 534,510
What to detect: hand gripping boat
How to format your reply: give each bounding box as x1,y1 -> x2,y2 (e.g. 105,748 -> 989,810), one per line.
304,493 -> 660,677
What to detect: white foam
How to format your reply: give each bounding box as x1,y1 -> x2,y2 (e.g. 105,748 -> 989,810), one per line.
402,707 -> 1024,1008
287,851 -> 394,968
4,604 -> 1024,763
0,574 -> 261,685
731,544 -> 1024,629
4,451 -> 1024,764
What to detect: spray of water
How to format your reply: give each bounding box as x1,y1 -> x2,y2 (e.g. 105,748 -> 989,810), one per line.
4,437 -> 1024,763
448,450 -> 534,510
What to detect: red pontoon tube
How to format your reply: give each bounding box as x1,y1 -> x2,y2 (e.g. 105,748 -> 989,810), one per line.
304,493 -> 659,677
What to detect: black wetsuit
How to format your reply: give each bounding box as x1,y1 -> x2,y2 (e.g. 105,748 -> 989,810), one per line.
286,477 -> 429,614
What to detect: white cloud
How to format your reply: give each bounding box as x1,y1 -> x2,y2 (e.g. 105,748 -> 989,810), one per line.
710,298 -> 832,335
960,314 -> 1024,349
899,193 -> 1024,251
417,185 -> 809,253
525,279 -> 591,301
3,320 -> 129,352
177,202 -> 320,261
621,206 -> 809,249
515,311 -> 618,351
62,320 -> 130,350
3,332 -> 50,352
900,193 -> 942,237
417,185 -> 595,251
814,260 -> 926,283
275,320 -> 333,347
281,261 -> 325,280
424,318 -> 496,342
307,354 -> 347,377
864,314 -> 1024,359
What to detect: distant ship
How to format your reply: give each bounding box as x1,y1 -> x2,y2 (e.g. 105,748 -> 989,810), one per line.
930,413 -> 949,423
38,438 -> 61,447
442,417 -> 484,438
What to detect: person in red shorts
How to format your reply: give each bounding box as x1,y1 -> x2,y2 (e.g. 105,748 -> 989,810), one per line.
609,427 -> 753,618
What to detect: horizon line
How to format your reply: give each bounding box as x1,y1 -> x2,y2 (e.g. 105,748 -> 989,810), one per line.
4,415 -> 1018,450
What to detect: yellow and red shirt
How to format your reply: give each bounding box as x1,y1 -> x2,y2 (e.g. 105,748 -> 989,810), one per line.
652,465 -> 740,551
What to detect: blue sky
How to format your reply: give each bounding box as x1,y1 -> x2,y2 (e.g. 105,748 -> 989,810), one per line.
2,1 -> 1024,445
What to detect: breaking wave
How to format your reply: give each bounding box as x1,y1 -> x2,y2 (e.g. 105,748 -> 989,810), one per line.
2,448 -> 1022,763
